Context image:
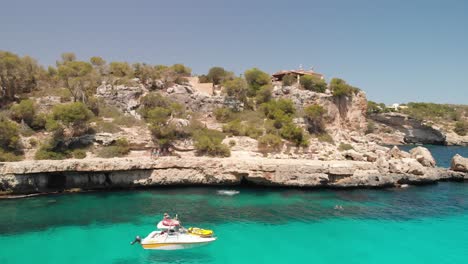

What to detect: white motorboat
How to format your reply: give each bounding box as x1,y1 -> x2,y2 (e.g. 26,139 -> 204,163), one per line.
131,214 -> 216,250
135,230 -> 217,250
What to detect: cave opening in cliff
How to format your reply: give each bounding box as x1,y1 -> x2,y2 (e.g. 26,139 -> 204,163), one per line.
47,174 -> 67,190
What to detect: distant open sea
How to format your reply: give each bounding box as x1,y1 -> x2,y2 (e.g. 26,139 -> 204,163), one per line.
1,146 -> 467,264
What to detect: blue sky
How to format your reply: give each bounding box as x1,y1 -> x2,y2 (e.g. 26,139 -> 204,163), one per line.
1,0 -> 467,104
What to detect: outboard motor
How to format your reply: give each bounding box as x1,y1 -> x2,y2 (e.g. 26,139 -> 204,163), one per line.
130,236 -> 141,245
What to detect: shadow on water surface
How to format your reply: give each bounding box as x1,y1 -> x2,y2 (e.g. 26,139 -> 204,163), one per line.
112,250 -> 213,264
1,183 -> 468,235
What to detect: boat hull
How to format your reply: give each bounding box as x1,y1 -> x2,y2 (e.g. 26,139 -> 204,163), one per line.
142,240 -> 216,250
140,231 -> 216,250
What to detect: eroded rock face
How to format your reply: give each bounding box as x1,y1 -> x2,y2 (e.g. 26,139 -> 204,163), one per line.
451,154 -> 468,172
369,113 -> 446,145
445,132 -> 468,146
96,82 -> 148,116
272,85 -> 367,136
0,156 -> 465,195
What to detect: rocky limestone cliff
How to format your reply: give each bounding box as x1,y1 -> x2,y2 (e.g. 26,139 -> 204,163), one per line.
273,85 -> 368,136
96,81 -> 150,117
369,112 -> 447,145
1,151 -> 466,196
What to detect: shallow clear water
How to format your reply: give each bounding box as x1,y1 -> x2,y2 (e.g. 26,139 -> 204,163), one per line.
1,147 -> 468,264
1,184 -> 468,264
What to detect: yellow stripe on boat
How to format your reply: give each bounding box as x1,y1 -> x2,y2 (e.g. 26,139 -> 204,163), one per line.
142,243 -> 178,249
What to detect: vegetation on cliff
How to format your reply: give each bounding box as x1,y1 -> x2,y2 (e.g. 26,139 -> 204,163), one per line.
366,99 -> 468,137
0,49 -> 394,161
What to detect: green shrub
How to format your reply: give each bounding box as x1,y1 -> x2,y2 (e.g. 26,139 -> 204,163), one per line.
282,74 -> 296,86
51,102 -> 94,127
146,107 -> 172,125
330,78 -> 359,97
0,149 -> 22,162
198,75 -> 210,83
20,125 -> 35,137
338,143 -> 354,151
280,123 -> 308,146
97,102 -> 122,119
113,115 -> 144,127
454,121 -> 467,136
258,134 -> 283,153
300,75 -> 327,93
317,133 -> 334,144
94,121 -> 122,133
193,129 -> 230,157
139,93 -> 184,119
0,117 -> 21,152
97,138 -> 130,158
29,138 -> 38,147
228,140 -> 236,147
0,51 -> 42,105
171,64 -> 191,76
214,107 -> 234,122
34,142 -> 69,160
243,123 -> 263,139
207,67 -> 233,85
261,99 -> 295,118
150,123 -> 178,146
223,77 -> 248,101
304,104 -> 326,133
244,68 -> 271,96
31,113 -> 47,130
367,101 -> 383,115
174,76 -> 189,85
365,121 -> 376,134
10,99 -> 36,125
255,85 -> 273,104
110,62 -> 133,77
222,119 -> 243,136
402,102 -> 459,122
72,149 -> 87,159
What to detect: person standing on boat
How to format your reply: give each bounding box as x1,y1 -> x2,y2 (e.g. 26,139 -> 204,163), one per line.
163,213 -> 170,219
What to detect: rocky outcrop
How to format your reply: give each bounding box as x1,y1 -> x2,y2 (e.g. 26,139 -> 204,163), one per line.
445,132 -> 468,146
369,113 -> 446,145
273,85 -> 368,135
451,154 -> 468,172
96,81 -> 148,116
166,86 -> 244,113
1,156 -> 466,196
410,146 -> 436,167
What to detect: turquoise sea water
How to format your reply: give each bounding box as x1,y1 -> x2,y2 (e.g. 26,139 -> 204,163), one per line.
1,147 -> 467,264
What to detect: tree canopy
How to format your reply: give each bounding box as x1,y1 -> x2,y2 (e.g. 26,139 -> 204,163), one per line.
300,75 -> 327,93
330,78 -> 359,97
244,68 -> 270,96
0,51 -> 43,106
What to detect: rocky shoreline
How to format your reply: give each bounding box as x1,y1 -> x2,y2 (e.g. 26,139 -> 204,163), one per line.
1,151 -> 467,197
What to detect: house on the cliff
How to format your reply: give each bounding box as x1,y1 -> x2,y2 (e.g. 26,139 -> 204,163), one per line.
272,68 -> 324,83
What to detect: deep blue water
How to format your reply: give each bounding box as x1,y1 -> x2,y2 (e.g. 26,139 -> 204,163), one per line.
0,146 -> 467,264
